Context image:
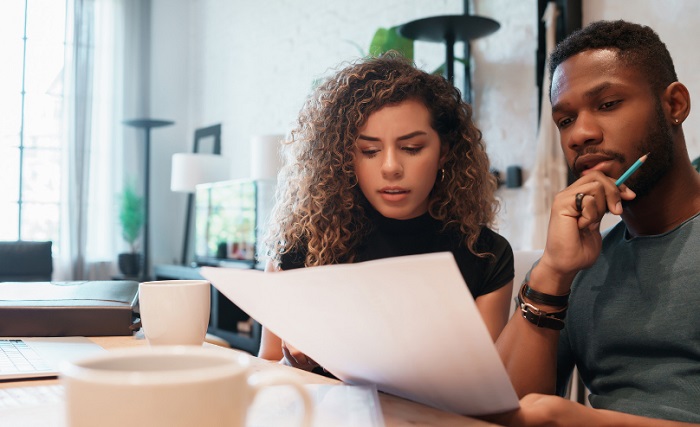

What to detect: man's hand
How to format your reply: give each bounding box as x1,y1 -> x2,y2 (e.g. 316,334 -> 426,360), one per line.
534,171 -> 636,294
480,394 -> 601,427
483,394 -> 700,427
507,394 -> 606,427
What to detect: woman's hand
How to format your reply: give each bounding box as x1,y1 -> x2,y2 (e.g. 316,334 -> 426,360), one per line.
280,341 -> 319,371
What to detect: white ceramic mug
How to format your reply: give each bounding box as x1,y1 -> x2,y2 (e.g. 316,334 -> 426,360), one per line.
139,280 -> 211,346
60,346 -> 314,427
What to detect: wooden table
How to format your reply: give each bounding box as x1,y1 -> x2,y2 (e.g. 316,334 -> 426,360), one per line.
2,336 -> 501,427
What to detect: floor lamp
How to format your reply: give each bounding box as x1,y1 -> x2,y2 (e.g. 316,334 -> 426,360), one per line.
123,118 -> 174,280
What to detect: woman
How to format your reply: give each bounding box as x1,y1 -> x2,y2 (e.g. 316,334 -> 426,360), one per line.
259,53 -> 514,371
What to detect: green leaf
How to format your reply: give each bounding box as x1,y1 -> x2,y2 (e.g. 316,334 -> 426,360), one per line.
369,27 -> 414,59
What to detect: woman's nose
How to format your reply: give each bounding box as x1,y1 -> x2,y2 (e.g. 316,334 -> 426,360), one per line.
381,149 -> 403,178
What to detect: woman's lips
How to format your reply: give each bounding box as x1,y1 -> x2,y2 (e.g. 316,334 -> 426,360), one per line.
379,188 -> 409,202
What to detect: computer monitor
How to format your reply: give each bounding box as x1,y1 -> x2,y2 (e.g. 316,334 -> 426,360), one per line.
193,179 -> 275,268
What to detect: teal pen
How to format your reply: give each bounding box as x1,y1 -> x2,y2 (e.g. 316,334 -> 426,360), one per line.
615,153 -> 649,186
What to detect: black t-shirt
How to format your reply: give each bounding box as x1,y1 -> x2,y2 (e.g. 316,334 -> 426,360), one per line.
281,209 -> 514,299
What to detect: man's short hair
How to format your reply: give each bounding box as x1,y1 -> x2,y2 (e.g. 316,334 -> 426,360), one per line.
549,20 -> 678,97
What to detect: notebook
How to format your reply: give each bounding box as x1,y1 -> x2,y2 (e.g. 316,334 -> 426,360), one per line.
0,280 -> 139,337
0,336 -> 105,381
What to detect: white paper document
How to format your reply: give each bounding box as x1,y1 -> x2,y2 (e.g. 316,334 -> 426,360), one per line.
201,252 -> 519,415
2,384 -> 384,427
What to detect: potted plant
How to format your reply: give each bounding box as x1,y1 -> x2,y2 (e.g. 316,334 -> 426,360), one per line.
364,26 -> 468,76
117,181 -> 144,277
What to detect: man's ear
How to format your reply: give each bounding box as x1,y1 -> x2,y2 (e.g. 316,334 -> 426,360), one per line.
663,81 -> 691,126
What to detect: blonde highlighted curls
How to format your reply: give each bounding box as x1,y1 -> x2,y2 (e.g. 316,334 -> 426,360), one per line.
266,52 -> 498,268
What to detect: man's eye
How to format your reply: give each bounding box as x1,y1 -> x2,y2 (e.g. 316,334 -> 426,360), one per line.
557,117 -> 573,129
600,100 -> 621,110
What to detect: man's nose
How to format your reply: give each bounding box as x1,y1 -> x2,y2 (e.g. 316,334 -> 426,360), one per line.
564,112 -> 603,151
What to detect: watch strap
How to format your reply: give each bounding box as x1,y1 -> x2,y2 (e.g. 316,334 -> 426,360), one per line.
517,285 -> 568,330
523,282 -> 570,307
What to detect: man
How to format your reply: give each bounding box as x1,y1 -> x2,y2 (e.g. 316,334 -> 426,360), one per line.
495,20 -> 700,426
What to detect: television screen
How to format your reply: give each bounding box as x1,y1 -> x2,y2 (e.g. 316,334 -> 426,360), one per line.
194,179 -> 262,267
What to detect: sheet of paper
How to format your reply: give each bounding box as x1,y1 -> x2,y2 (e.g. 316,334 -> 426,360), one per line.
248,384 -> 384,427
1,384 -> 384,427
201,252 -> 519,415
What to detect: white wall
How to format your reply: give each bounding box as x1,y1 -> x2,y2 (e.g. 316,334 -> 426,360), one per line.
148,0 -> 700,266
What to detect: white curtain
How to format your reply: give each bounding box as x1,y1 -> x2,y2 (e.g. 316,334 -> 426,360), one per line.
520,1 -> 569,250
58,0 -> 148,280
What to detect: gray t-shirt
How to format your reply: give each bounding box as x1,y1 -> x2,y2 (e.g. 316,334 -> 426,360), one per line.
556,211 -> 700,423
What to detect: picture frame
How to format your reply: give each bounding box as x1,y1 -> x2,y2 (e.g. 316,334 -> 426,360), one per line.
193,124 -> 221,155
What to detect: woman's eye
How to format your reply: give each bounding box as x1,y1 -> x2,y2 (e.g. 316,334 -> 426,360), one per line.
361,149 -> 379,158
402,146 -> 423,155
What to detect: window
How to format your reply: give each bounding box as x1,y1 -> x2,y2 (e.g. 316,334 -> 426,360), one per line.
0,0 -> 66,248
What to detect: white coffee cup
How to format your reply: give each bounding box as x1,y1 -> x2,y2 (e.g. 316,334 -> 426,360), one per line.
60,346 -> 313,427
139,280 -> 210,346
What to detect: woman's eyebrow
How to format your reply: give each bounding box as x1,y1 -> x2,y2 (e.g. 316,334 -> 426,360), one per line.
397,131 -> 427,141
357,134 -> 380,141
357,130 -> 427,142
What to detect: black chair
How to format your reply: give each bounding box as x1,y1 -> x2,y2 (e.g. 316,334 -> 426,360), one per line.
0,241 -> 53,282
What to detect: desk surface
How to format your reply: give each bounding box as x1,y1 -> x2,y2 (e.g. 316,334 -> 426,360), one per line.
2,335 -> 500,427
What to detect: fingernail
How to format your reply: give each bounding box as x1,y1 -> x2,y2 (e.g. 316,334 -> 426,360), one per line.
616,202 -> 622,213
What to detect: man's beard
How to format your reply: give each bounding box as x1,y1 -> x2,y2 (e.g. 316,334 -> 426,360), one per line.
568,99 -> 674,203
623,99 -> 674,201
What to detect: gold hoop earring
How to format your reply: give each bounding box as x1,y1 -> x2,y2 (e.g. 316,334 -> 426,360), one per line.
440,168 -> 445,182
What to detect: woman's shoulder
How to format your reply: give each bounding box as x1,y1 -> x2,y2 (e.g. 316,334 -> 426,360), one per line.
475,227 -> 512,253
442,223 -> 512,255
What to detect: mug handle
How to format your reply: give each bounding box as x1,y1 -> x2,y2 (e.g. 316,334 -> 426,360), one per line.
247,371 -> 314,427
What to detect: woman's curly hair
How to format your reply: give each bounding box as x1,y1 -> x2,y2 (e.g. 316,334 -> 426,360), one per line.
266,52 -> 498,268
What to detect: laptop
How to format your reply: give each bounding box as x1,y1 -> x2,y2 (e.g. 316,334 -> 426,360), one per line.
0,336 -> 106,381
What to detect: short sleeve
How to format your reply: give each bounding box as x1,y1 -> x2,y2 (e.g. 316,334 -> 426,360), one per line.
477,229 -> 515,295
556,326 -> 577,397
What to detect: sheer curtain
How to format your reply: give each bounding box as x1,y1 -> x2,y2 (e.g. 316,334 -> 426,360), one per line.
57,0 -> 149,280
519,2 -> 568,250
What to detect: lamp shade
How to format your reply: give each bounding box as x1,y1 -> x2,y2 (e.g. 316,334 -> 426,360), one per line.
170,153 -> 230,193
250,134 -> 284,181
